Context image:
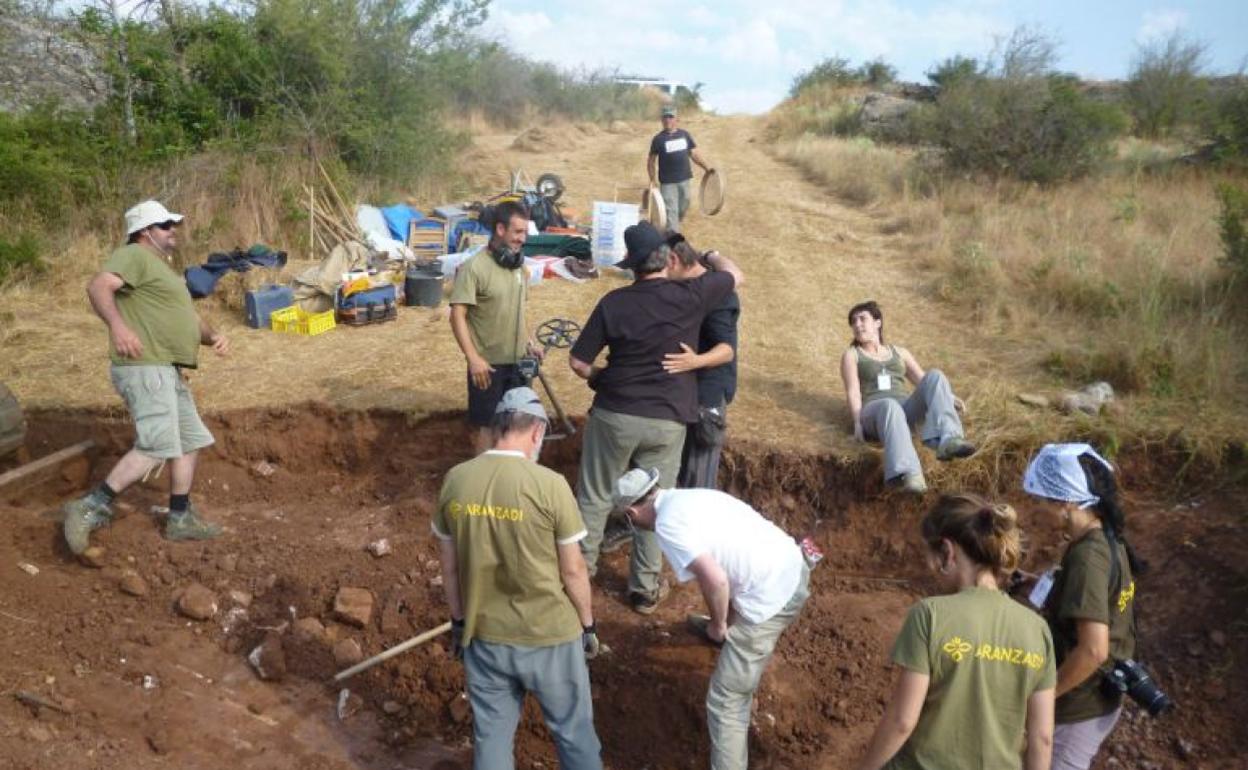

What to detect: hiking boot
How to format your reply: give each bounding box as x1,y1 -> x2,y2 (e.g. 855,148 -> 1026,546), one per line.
888,473 -> 928,496
62,493 -> 115,555
600,521 -> 634,554
165,504 -> 222,542
936,436 -> 977,462
629,581 -> 671,616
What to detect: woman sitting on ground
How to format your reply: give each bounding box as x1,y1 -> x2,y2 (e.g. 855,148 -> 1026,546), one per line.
840,300 -> 974,494
1023,444 -> 1143,770
855,494 -> 1056,770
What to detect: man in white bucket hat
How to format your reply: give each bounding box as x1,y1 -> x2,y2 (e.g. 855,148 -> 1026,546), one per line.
61,200 -> 228,556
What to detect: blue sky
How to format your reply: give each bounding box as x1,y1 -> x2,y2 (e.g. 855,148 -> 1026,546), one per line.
480,1 -> 1248,114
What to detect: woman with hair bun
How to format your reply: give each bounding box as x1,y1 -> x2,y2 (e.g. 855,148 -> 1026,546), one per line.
856,494 -> 1056,770
1023,443 -> 1142,770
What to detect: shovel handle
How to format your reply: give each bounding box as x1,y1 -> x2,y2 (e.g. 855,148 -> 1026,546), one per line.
332,621 -> 452,683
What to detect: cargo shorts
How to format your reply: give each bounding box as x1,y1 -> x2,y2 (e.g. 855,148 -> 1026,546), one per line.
110,365 -> 214,460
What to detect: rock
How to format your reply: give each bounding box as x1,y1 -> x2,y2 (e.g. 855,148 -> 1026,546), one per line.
1209,629 -> 1227,647
333,638 -> 364,668
252,461 -> 277,478
146,728 -> 171,755
336,688 -> 363,721
1058,381 -> 1115,416
17,562 -> 39,576
177,583 -> 219,621
218,554 -> 238,573
365,538 -> 392,558
1016,392 -> 1051,408
25,725 -> 53,743
333,587 -> 374,628
79,546 -> 106,569
119,571 -> 149,597
247,634 -> 287,681
382,700 -> 404,715
447,693 -> 471,724
1174,737 -> 1194,760
228,590 -> 253,608
292,617 -> 327,644
859,92 -> 919,139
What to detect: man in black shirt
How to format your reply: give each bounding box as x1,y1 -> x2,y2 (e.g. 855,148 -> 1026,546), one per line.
661,234 -> 739,489
569,221 -> 743,614
647,106 -> 711,233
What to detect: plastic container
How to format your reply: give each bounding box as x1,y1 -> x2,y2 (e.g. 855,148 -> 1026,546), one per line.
270,306 -> 335,336
245,284 -> 295,329
405,265 -> 444,308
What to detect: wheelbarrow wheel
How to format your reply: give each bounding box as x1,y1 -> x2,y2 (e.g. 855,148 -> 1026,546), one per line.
536,173 -> 565,201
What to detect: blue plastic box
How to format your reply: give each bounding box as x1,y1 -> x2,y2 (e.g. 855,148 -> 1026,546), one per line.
245,285 -> 294,329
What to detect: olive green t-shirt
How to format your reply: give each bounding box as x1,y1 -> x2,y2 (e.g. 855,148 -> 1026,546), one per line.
856,345 -> 909,403
432,450 -> 586,648
1050,529 -> 1136,723
448,250 -> 528,366
102,244 -> 200,367
887,587 -> 1057,770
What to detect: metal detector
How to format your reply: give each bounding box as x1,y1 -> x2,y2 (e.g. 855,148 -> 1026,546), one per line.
518,318 -> 581,440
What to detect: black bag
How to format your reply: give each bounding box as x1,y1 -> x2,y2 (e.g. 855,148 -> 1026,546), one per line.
693,405 -> 727,448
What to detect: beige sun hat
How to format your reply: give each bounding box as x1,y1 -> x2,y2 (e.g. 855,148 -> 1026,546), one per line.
124,200 -> 184,236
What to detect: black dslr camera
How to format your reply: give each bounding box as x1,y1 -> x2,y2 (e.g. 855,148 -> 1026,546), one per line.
1101,659 -> 1173,716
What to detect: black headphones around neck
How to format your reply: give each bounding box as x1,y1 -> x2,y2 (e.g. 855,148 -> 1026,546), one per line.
490,241 -> 524,270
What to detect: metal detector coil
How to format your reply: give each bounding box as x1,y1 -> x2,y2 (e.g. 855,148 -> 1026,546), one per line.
519,318 -> 581,440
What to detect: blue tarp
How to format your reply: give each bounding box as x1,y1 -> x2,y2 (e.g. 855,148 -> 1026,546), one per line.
450,219 -> 489,251
381,204 -> 422,242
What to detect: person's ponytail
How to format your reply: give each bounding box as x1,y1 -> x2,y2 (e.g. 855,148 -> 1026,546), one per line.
1078,453 -> 1146,576
922,494 -> 1021,580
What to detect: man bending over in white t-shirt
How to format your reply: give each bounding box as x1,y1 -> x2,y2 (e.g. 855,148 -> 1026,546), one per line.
613,468 -> 812,770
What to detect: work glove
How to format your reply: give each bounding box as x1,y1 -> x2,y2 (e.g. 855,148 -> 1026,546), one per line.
582,623 -> 602,659
450,618 -> 465,660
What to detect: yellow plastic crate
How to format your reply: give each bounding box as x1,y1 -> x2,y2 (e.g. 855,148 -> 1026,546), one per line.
269,306 -> 335,336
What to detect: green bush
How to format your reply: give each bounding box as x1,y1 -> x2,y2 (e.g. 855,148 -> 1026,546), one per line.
1217,182 -> 1248,279
927,55 -> 983,89
1126,31 -> 1209,138
1210,80 -> 1248,162
0,233 -> 46,285
790,56 -> 860,97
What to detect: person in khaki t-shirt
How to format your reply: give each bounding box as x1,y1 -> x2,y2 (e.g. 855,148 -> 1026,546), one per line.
1024,443 -> 1142,770
61,200 -> 227,557
856,495 -> 1056,770
449,200 -> 535,453
432,387 -> 603,770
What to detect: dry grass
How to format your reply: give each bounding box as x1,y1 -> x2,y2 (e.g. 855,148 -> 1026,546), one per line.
774,132 -> 1248,467
2,114 -> 1245,484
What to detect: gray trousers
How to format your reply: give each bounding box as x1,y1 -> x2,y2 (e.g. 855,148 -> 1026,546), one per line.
1051,708 -> 1121,770
706,564 -> 811,770
464,638 -> 602,770
860,369 -> 964,482
577,407 -> 685,598
660,179 -> 692,232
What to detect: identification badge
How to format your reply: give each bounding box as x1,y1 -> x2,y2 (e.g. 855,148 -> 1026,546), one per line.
1028,569 -> 1056,608
876,373 -> 891,392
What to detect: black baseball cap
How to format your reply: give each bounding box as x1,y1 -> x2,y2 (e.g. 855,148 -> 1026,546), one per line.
616,221 -> 665,271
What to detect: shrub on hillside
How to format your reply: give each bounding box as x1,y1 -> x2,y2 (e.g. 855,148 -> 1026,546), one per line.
1209,79 -> 1248,162
927,55 -> 983,89
789,56 -> 860,97
1126,30 -> 1209,138
919,31 -> 1127,183
1217,182 -> 1248,281
0,233 -> 45,285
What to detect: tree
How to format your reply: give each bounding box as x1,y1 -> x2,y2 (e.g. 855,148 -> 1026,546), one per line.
1126,30 -> 1209,138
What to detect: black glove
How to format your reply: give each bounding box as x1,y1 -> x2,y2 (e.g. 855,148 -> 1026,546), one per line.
450,617 -> 465,660
582,623 -> 601,659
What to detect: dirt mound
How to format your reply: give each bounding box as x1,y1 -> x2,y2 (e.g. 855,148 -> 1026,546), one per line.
511,126 -> 578,153
1,405 -> 1244,769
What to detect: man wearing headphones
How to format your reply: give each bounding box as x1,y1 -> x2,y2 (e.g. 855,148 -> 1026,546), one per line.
450,200 -> 536,452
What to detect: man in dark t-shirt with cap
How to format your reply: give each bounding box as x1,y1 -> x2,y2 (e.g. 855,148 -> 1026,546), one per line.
647,106 -> 712,233
568,221 -> 743,614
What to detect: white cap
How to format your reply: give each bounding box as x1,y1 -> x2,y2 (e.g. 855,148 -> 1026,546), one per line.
124,200 -> 184,236
612,467 -> 661,511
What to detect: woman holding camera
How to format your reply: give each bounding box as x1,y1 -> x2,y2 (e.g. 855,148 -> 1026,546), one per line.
840,301 -> 975,495
855,494 -> 1055,770
1023,443 -> 1141,769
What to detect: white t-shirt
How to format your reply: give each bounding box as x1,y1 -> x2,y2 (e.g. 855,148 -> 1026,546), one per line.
653,489 -> 803,623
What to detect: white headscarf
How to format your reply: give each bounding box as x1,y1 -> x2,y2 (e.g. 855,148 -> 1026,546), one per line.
1022,443 -> 1113,509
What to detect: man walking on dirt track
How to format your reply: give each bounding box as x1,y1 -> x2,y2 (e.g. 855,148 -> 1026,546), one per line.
615,468 -> 811,770
62,200 -> 227,556
648,105 -> 712,232
450,200 -> 539,454
433,386 -> 604,770
568,221 -> 743,614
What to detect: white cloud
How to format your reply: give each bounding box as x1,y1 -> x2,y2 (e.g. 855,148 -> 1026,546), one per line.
1136,9 -> 1188,44
492,9 -> 553,39
721,18 -> 782,67
708,85 -> 785,115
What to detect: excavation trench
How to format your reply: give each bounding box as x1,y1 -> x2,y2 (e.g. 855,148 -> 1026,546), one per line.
0,405 -> 1244,770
